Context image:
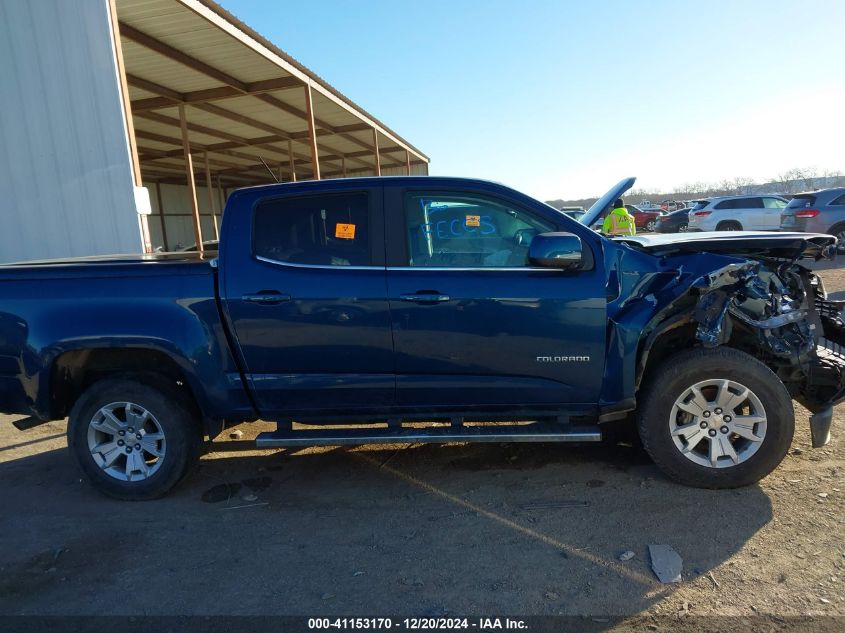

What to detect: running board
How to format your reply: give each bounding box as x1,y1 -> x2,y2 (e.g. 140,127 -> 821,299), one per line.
255,423 -> 602,448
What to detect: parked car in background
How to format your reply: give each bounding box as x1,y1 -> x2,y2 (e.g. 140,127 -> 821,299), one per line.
660,200 -> 686,212
626,205 -> 664,232
687,195 -> 788,232
560,208 -> 586,222
655,208 -> 690,233
780,187 -> 845,251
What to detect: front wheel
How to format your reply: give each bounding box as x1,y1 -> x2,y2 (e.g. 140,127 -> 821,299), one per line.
637,348 -> 794,488
645,219 -> 657,232
67,377 -> 201,500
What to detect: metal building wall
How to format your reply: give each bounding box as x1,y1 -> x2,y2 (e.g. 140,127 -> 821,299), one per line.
144,182 -> 221,251
0,0 -> 141,264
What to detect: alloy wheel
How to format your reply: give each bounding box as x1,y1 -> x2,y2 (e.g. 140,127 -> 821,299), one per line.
86,401 -> 167,481
669,379 -> 767,468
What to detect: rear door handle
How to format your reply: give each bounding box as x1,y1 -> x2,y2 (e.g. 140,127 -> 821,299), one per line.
399,292 -> 451,304
242,291 -> 291,305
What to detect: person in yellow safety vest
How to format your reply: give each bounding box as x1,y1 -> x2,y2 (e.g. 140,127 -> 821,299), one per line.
601,198 -> 636,236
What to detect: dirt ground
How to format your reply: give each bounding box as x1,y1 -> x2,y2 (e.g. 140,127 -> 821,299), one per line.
1,262 -> 843,629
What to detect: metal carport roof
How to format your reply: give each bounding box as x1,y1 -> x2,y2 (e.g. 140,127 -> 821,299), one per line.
114,0 -> 429,187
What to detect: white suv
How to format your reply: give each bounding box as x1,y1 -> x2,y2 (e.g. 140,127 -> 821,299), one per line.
687,195 -> 788,231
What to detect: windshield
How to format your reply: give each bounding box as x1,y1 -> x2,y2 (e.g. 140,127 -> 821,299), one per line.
786,194 -> 817,209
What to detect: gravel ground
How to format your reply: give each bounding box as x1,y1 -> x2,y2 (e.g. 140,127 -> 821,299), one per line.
0,261 -> 843,630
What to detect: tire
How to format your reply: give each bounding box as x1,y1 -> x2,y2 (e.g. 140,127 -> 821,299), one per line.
678,223 -> 688,232
827,223 -> 845,253
716,221 -> 742,231
67,377 -> 201,500
645,219 -> 657,232
637,347 -> 794,489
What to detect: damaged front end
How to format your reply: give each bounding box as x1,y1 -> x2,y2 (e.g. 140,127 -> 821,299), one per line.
606,233 -> 844,447
685,252 -> 845,447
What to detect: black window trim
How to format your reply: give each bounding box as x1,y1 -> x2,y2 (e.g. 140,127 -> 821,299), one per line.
715,197 -> 765,210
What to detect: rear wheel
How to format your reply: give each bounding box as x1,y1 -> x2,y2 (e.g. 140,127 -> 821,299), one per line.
67,377 -> 201,500
645,219 -> 657,232
827,222 -> 845,253
716,220 -> 742,231
637,348 -> 794,488
678,223 -> 688,232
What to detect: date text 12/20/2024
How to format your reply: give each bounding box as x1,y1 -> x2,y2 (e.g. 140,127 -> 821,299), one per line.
307,618 -> 528,630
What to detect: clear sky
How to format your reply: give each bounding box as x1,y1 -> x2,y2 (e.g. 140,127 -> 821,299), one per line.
219,0 -> 844,201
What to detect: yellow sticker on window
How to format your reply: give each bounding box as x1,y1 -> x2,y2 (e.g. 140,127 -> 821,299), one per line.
335,223 -> 356,239
465,215 -> 480,227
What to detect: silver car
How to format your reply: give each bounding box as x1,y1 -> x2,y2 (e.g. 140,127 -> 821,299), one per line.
780,187 -> 845,251
687,195 -> 788,231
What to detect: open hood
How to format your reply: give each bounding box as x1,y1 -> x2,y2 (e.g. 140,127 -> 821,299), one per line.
579,177 -> 637,227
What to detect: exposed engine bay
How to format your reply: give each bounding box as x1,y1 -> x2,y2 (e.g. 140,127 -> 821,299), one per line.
609,232 -> 845,446
691,259 -> 845,414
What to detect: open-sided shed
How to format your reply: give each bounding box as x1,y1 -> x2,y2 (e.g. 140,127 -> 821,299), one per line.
114,0 -> 429,250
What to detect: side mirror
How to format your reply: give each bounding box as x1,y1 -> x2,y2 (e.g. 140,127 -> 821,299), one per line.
528,232 -> 584,269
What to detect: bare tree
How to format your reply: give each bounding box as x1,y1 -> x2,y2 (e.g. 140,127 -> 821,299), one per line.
546,167 -> 843,208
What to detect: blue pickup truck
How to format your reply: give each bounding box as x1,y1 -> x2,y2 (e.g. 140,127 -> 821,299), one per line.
1,176 -> 844,499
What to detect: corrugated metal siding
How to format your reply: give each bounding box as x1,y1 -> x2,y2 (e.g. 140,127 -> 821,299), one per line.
0,0 -> 141,264
142,181 -> 220,250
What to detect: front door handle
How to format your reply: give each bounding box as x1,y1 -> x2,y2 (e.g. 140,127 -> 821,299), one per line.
399,291 -> 451,304
242,291 -> 291,305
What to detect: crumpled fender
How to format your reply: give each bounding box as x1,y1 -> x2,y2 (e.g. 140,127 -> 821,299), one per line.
598,243 -> 760,418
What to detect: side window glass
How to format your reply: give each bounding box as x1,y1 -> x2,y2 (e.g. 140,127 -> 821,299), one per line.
715,199 -> 734,210
830,194 -> 845,206
763,198 -> 786,209
404,193 -> 554,268
253,192 -> 371,266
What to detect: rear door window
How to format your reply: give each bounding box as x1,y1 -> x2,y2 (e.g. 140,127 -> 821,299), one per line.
829,194 -> 845,206
763,197 -> 787,209
253,192 -> 372,266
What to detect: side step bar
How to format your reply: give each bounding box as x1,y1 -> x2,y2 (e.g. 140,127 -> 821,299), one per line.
256,422 -> 602,448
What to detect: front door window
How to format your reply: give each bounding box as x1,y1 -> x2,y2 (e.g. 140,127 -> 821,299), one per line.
404,193 -> 553,268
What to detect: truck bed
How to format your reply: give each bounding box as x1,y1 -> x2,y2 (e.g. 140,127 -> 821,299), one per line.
0,252 -> 253,423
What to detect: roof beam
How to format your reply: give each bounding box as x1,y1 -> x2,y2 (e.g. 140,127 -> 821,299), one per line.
254,93 -> 403,168
129,75 -> 303,111
119,22 -> 249,92
190,102 -> 372,171
128,76 -> 373,169
176,0 -> 429,163
192,102 -> 293,140
133,115 -> 348,169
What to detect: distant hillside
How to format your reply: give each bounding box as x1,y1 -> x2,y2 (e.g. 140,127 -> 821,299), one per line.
546,169 -> 844,210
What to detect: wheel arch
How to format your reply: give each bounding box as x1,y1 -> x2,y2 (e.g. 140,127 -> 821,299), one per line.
44,345 -> 216,435
636,315 -> 698,392
716,219 -> 743,231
